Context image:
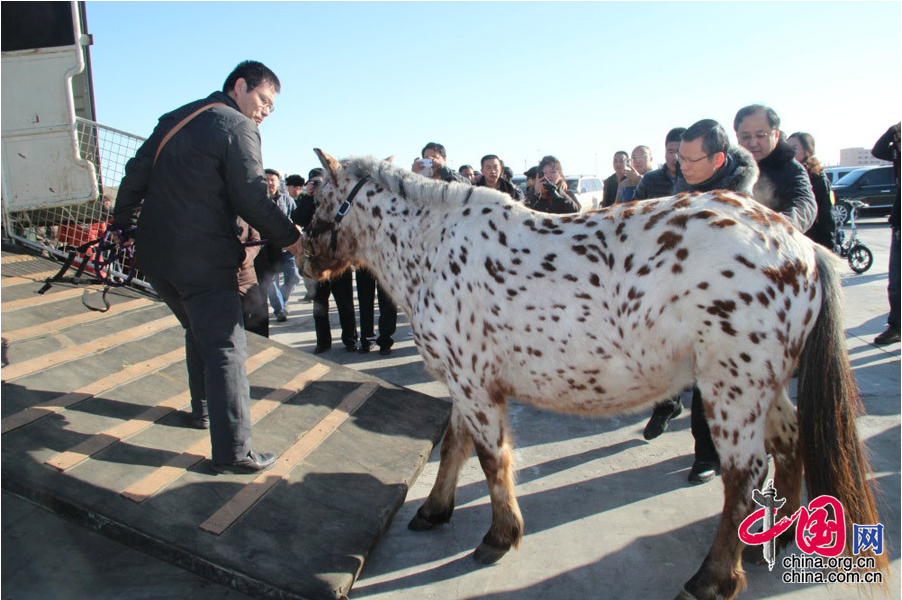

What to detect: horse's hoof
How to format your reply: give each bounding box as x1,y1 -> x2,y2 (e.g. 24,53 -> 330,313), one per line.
407,512 -> 439,531
673,589 -> 697,600
473,541 -> 509,565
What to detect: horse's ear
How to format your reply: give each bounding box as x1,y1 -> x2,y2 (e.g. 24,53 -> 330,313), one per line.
384,155 -> 394,164
314,148 -> 341,186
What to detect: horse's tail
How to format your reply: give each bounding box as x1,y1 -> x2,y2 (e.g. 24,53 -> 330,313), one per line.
798,245 -> 888,577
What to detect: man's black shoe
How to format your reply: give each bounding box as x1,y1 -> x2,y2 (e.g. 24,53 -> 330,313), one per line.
875,327 -> 901,345
345,343 -> 358,353
688,460 -> 720,485
313,345 -> 330,354
378,346 -> 392,356
211,450 -> 277,474
358,342 -> 372,354
643,401 -> 682,440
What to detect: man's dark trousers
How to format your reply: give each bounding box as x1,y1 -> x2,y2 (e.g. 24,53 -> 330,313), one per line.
356,267 -> 397,349
313,269 -> 358,348
146,275 -> 252,464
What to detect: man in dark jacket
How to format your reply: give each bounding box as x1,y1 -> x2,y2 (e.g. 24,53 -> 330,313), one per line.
602,151 -> 629,208
643,119 -> 759,486
734,104 -> 817,233
112,61 -> 303,474
475,154 -> 524,201
872,122 -> 901,345
635,127 -> 685,200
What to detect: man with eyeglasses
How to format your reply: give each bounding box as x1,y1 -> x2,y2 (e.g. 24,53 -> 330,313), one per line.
643,118 -> 759,486
634,128 -> 686,200
112,60 -> 303,475
734,104 -> 816,233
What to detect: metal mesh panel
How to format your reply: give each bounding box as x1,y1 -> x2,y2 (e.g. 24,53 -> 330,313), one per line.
2,118 -> 151,290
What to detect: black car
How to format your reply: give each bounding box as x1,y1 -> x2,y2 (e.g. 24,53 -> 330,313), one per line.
831,165 -> 896,224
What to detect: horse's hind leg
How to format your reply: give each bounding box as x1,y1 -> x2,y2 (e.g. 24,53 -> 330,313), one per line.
679,382 -> 771,600
409,404 -> 473,530
743,387 -> 802,564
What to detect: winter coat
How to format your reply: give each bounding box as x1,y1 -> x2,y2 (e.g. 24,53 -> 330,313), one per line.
112,91 -> 299,288
602,173 -> 625,208
634,167 -> 677,200
871,125 -> 900,230
475,176 -> 524,201
803,168 -> 836,249
524,183 -> 580,214
752,139 -> 817,233
673,146 -> 759,195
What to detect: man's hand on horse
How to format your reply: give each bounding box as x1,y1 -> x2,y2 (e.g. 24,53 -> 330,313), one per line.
284,226 -> 306,256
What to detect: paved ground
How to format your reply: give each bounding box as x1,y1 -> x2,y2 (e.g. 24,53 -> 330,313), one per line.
2,216 -> 899,599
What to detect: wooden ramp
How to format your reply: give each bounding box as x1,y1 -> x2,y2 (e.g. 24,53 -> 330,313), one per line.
0,244 -> 450,600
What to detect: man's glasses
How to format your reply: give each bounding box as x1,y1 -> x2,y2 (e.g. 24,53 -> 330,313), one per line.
675,153 -> 709,164
251,87 -> 275,114
738,131 -> 774,144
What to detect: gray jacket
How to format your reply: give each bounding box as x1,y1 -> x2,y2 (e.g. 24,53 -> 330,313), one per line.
113,91 -> 299,287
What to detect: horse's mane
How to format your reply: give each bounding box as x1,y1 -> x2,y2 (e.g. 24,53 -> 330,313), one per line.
344,156 -> 511,208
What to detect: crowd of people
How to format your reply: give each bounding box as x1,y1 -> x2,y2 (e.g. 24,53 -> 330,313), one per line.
111,59 -> 900,479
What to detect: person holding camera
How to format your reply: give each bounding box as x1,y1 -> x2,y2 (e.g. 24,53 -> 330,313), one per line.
523,155 -> 580,214
872,122 -> 901,345
292,169 -> 359,353
411,142 -> 471,185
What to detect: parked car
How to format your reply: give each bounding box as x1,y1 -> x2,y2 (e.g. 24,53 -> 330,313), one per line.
831,165 -> 896,224
823,166 -> 858,185
565,175 -> 604,210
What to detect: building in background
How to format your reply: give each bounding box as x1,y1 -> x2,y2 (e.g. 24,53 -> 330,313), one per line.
840,147 -> 892,167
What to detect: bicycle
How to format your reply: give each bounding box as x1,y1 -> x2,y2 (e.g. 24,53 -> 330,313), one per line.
833,199 -> 873,273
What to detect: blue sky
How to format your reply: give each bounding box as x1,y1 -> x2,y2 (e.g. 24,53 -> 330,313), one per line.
86,1 -> 901,179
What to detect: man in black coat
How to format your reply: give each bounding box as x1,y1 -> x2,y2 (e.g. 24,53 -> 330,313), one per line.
872,122 -> 901,345
733,104 -> 817,233
643,119 -> 759,486
112,61 -> 303,474
601,151 -> 629,208
635,127 -> 685,200
475,154 -> 524,201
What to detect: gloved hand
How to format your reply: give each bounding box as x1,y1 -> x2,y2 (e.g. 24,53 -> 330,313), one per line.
543,180 -> 563,199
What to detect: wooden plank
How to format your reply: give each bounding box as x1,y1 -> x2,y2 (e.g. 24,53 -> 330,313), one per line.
1,298 -> 154,342
199,382 -> 378,535
44,347 -> 283,472
1,255 -> 41,264
0,269 -> 61,287
1,347 -> 185,434
0,314 -> 179,382
1,287 -> 89,311
120,363 -> 331,503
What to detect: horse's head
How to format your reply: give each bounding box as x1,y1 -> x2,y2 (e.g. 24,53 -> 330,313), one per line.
296,148 -> 358,279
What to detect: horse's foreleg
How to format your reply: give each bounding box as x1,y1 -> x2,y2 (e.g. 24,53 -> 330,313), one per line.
744,388 -> 801,565
470,395 -> 522,565
408,404 -> 473,531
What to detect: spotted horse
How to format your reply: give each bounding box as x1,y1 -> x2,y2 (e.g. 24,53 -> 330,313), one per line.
299,150 -> 887,600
